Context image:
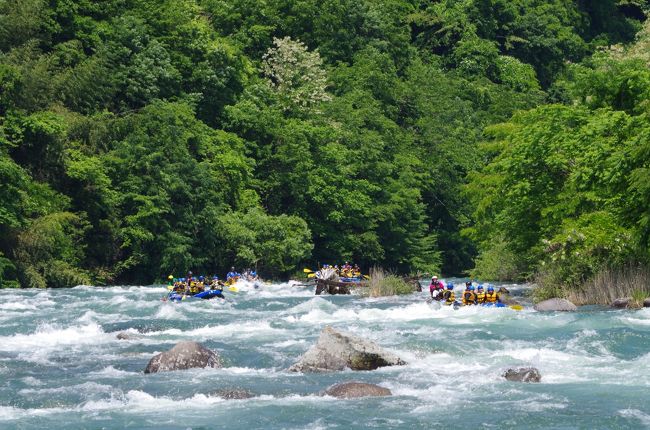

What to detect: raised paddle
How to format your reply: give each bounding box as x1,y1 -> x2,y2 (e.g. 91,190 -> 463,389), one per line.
303,268 -> 313,273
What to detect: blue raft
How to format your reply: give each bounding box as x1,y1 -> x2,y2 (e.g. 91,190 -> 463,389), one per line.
167,289 -> 225,302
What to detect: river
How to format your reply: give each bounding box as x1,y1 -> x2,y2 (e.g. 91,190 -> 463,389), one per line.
1,280 -> 649,429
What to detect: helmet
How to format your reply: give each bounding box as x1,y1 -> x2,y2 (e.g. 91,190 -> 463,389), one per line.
465,281 -> 471,286
168,275 -> 173,280
432,275 -> 438,280
213,276 -> 219,280
477,285 -> 484,290
487,286 -> 494,292
469,286 -> 475,291
446,283 -> 454,290
199,276 -> 204,281
188,271 -> 193,275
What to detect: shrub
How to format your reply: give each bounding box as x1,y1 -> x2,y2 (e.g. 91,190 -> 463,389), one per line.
360,267 -> 413,297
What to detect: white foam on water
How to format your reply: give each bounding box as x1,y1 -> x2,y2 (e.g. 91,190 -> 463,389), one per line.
139,320 -> 287,341
0,302 -> 39,311
21,376 -> 43,386
0,322 -> 109,352
266,339 -> 309,348
19,381 -> 114,396
88,365 -> 139,378
619,409 -> 650,426
154,303 -> 187,320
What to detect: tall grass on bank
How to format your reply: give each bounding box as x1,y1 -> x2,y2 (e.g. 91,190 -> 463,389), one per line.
536,265 -> 650,306
358,267 -> 413,297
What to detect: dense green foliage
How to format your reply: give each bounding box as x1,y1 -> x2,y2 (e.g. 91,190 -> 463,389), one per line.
467,20 -> 650,290
0,0 -> 647,287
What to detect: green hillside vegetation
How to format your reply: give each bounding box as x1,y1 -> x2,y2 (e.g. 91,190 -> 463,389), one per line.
0,0 -> 648,288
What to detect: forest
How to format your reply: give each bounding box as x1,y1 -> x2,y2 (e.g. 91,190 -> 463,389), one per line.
0,0 -> 648,290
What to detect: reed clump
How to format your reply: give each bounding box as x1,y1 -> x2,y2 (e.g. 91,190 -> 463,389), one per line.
359,267 -> 413,297
565,265 -> 650,306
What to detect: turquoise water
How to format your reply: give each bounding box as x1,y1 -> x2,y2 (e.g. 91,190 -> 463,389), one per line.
1,281 -> 650,429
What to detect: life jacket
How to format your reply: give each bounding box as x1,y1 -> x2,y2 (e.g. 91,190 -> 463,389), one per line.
485,291 -> 498,303
476,292 -> 486,303
444,290 -> 455,304
463,291 -> 477,305
189,282 -> 198,294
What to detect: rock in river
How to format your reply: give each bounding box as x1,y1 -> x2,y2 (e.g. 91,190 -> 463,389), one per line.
503,367 -> 541,383
534,298 -> 577,312
144,341 -> 222,374
325,381 -> 392,398
289,326 -> 406,372
611,297 -> 631,308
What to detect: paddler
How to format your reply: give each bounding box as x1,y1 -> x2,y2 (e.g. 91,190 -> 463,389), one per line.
442,283 -> 455,305
476,285 -> 486,304
429,276 -> 444,300
484,285 -> 500,304
462,285 -> 477,305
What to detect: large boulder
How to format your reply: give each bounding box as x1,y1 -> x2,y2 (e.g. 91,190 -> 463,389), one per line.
611,297 -> 631,308
325,381 -> 392,398
645,298 -> 650,308
289,326 -> 405,372
144,341 -> 222,374
534,298 -> 577,312
503,367 -> 541,383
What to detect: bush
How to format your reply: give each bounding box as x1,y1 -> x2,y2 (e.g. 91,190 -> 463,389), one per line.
360,267 -> 413,297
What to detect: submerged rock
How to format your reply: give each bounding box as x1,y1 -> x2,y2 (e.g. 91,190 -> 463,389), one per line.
534,298 -> 577,312
213,388 -> 254,400
289,326 -> 405,372
325,381 -> 392,398
497,287 -> 510,294
503,367 -> 541,383
611,297 -> 631,308
116,332 -> 132,340
645,298 -> 650,308
144,341 -> 222,374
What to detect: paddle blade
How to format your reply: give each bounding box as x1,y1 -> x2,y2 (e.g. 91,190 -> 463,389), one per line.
303,268 -> 313,273
307,273 -> 316,278
228,286 -> 239,292
167,285 -> 173,290
509,305 -> 523,311
362,275 -> 370,279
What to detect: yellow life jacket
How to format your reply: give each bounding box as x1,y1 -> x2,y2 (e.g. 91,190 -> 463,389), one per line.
463,291 -> 477,305
444,291 -> 455,304
485,291 -> 498,303
476,292 -> 486,303
189,282 -> 198,294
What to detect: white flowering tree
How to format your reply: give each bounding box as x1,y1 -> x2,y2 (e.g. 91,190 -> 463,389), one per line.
262,36 -> 331,114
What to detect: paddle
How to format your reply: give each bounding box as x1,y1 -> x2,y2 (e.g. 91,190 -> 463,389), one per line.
228,286 -> 239,292
307,273 -> 316,278
509,304 -> 523,311
303,268 -> 313,273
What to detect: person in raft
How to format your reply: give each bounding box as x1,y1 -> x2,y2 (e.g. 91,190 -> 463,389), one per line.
429,276 -> 445,300
462,285 -> 478,305
442,283 -> 455,305
226,267 -> 239,281
476,285 -> 486,304
484,285 -> 501,304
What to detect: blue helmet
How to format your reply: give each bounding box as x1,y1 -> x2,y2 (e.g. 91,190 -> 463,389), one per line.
469,286 -> 475,291
446,283 -> 454,290
199,275 -> 204,281
477,285 -> 484,290
487,286 -> 494,292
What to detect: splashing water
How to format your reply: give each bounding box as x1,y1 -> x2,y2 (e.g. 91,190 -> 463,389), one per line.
1,280 -> 649,429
